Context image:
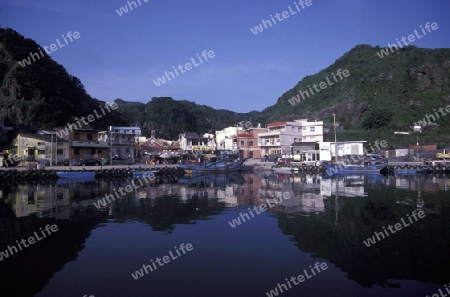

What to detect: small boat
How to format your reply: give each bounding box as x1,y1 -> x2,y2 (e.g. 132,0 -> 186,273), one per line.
394,166 -> 430,174
323,162 -> 387,176
56,171 -> 95,179
179,159 -> 245,174
132,171 -> 158,179
56,176 -> 97,184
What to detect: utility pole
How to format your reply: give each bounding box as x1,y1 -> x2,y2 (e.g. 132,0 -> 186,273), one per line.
110,131 -> 113,165
333,113 -> 337,162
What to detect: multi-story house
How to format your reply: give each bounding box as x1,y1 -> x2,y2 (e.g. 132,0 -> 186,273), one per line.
258,119 -> 324,157
57,128 -> 109,165
8,133 -> 69,166
215,127 -> 242,150
233,127 -> 267,159
178,132 -> 215,151
98,126 -> 141,162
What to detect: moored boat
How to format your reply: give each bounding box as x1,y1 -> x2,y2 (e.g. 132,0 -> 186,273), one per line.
323,162 -> 387,176
179,159 -> 244,174
56,171 -> 95,179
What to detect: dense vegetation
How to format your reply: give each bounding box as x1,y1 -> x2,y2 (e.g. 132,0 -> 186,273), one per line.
0,28 -> 124,146
1,27 -> 449,148
271,44 -> 450,146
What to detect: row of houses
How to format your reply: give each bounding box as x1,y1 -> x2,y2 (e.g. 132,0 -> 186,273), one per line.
3,126 -> 142,166
180,119 -> 366,161
2,118 -> 371,166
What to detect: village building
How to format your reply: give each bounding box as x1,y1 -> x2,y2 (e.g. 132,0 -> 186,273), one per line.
7,132 -> 69,166
98,126 -> 141,162
233,128 -> 267,159
178,132 -> 215,151
258,119 -> 324,157
215,127 -> 243,150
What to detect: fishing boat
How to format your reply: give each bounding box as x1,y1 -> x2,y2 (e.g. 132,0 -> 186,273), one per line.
179,159 -> 245,174
56,176 -> 97,184
56,171 -> 96,179
322,161 -> 387,176
394,166 -> 430,174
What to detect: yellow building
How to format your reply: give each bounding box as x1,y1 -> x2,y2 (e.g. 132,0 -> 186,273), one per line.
9,133 -> 69,166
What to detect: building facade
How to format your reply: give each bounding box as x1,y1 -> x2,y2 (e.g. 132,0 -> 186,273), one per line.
258,119 -> 324,157
234,128 -> 267,159
61,129 -> 109,164
98,126 -> 142,161
179,132 -> 215,151
319,141 -> 366,161
9,133 -> 69,166
215,127 -> 242,150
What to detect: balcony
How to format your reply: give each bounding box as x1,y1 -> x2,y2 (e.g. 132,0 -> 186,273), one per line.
70,141 -> 109,148
259,142 -> 281,147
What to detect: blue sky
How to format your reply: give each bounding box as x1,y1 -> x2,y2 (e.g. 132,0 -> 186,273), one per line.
1,0 -> 449,112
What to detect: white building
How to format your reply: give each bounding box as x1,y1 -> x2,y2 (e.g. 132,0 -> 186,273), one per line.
98,126 -> 142,161
319,141 -> 366,161
258,119 -> 323,156
215,127 -> 243,150
178,132 -> 215,151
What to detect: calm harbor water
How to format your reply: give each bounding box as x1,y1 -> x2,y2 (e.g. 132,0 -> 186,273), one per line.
1,172 -> 449,297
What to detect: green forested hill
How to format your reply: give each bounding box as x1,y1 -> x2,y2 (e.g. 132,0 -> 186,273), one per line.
269,45 -> 450,146
115,97 -> 268,139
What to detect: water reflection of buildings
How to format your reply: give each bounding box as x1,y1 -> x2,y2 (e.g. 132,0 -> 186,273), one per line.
10,184 -> 70,219
3,173 -> 449,220
386,174 -> 450,192
320,175 -> 367,198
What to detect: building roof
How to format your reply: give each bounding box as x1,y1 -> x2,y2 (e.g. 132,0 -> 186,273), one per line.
18,133 -> 67,142
267,121 -> 288,128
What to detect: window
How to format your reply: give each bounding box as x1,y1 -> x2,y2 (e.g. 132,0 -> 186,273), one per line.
37,150 -> 45,154
302,127 -> 306,130
98,149 -> 102,153
249,141 -> 253,146
310,127 -> 315,132
57,142 -> 63,146
126,147 -> 130,153
87,133 -> 93,140
74,133 -> 80,140
291,127 -> 295,132
37,142 -> 45,145
240,141 -> 245,146
91,148 -> 96,154
294,138 -> 297,142
74,148 -> 80,155
57,150 -> 63,155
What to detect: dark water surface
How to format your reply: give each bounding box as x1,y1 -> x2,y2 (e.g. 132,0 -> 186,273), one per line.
1,173 -> 449,297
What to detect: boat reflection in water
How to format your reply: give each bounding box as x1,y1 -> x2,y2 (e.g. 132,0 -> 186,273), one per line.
0,172 -> 450,297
